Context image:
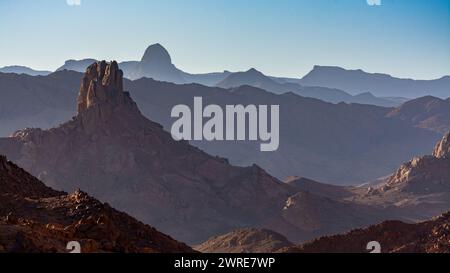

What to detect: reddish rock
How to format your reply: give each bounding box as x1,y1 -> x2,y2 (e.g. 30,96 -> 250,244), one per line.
195,228 -> 294,253
433,131 -> 450,159
0,155 -> 194,253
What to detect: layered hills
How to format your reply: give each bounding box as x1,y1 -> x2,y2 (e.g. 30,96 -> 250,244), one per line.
216,68 -> 402,107
0,70 -> 445,184
300,65 -> 450,98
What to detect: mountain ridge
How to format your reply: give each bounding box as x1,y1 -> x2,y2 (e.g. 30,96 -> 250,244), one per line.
300,65 -> 450,98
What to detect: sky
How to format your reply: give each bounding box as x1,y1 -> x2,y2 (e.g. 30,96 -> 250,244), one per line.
0,0 -> 449,79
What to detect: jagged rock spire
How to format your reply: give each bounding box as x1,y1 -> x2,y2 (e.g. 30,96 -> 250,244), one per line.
433,131 -> 450,159
77,61 -> 127,114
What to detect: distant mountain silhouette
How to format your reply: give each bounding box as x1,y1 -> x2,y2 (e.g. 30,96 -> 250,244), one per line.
300,65 -> 450,98
217,68 -> 404,107
54,44 -> 232,85
57,59 -> 98,73
126,43 -> 185,83
0,65 -> 51,76
217,68 -> 293,93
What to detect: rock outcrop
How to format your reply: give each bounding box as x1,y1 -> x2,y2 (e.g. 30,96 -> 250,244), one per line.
383,131 -> 450,195
77,61 -> 135,114
351,132 -> 450,220
0,155 -> 194,253
433,131 -> 450,159
195,228 -> 294,253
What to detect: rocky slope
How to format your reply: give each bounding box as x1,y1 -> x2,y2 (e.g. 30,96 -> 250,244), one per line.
0,155 -> 193,253
281,212 -> 450,253
0,61 -> 293,244
195,228 -> 294,253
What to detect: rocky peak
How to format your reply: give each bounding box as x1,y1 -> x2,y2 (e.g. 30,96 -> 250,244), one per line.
141,43 -> 172,65
76,61 -> 136,114
433,131 -> 450,159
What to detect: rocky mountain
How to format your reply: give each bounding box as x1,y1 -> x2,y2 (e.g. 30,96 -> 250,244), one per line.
387,96 -> 450,134
216,68 -> 403,107
0,66 -> 51,76
0,70 -> 444,184
0,155 -> 193,253
300,65 -> 450,98
281,211 -> 450,253
195,228 -> 294,253
0,61 -> 294,244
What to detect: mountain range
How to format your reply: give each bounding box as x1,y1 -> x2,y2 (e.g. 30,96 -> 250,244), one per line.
0,66 -> 51,76
216,68 -> 404,107
56,43 -> 233,86
2,61 -> 449,247
3,43 -> 448,101
300,65 -> 450,98
1,69 -> 448,184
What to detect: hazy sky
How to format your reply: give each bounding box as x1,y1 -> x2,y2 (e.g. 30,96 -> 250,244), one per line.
0,0 -> 449,79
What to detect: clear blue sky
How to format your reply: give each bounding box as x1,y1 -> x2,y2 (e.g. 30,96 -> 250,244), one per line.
0,0 -> 449,79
